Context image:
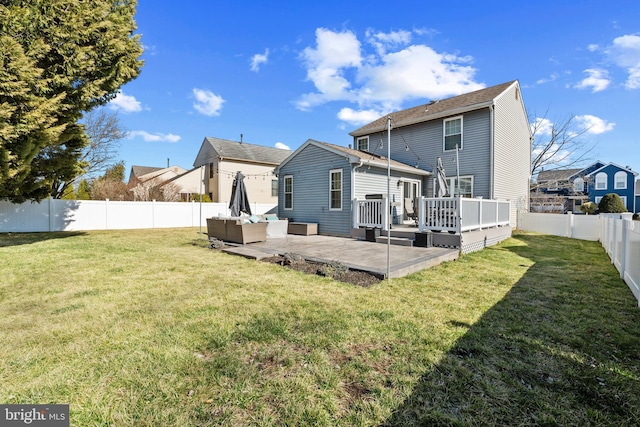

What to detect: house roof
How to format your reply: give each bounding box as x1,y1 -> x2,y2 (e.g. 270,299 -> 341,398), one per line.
130,165 -> 164,179
536,168 -> 583,182
584,162 -> 639,177
278,139 -> 431,176
201,137 -> 291,165
349,81 -> 518,137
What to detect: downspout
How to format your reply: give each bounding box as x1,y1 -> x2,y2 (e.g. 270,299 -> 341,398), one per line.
489,104 -> 495,199
352,161 -> 363,222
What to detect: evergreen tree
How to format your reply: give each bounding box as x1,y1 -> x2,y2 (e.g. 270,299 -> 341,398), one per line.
0,1 -> 143,202
76,179 -> 91,201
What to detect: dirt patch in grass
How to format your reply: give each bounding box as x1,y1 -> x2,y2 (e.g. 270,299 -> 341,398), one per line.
260,255 -> 381,288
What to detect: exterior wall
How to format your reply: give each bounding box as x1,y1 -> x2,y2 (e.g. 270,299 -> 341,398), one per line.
215,159 -> 279,205
356,109 -> 492,199
277,144 -> 353,236
353,166 -> 425,224
588,164 -> 636,212
493,83 -> 532,225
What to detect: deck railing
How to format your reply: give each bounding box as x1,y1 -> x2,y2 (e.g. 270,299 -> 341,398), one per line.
353,196 -> 510,233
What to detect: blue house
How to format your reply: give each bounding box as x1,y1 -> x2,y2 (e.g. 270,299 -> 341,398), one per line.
534,161 -> 638,213
585,162 -> 638,212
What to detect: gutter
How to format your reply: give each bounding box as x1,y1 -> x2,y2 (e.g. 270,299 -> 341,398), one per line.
489,104 -> 495,199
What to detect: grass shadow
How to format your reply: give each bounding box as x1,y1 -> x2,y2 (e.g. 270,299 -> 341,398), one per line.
382,233 -> 640,426
0,231 -> 87,247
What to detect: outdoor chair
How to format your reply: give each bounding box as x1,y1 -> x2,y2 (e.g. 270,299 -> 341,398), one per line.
404,197 -> 418,226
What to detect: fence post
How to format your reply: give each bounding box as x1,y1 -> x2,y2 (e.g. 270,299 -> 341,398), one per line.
48,196 -> 53,232
418,196 -> 425,233
567,212 -> 574,238
105,199 -> 109,230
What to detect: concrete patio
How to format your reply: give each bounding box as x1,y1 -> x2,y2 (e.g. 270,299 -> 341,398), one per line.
220,234 -> 459,279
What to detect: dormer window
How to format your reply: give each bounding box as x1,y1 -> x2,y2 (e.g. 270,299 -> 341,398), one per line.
356,136 -> 369,151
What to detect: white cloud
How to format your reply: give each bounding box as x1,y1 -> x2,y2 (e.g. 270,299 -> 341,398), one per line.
109,92 -> 142,113
575,114 -> 615,134
587,44 -> 599,52
337,107 -> 386,126
251,49 -> 270,72
129,130 -> 181,143
296,27 -> 484,122
536,73 -> 559,85
530,117 -> 554,136
607,34 -> 640,89
274,142 -> 291,150
574,68 -> 610,92
192,88 -> 225,116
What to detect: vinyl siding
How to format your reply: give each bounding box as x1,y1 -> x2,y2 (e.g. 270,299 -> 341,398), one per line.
277,144 -> 352,236
353,166 -> 426,224
493,84 -> 531,225
359,109 -> 492,198
588,164 -> 636,212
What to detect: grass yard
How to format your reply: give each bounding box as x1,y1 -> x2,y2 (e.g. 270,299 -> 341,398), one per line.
1,228 -> 639,426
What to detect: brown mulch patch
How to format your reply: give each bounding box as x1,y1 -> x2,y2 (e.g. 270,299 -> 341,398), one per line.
260,254 -> 381,288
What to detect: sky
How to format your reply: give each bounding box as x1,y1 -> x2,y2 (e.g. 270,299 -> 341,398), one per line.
107,0 -> 640,178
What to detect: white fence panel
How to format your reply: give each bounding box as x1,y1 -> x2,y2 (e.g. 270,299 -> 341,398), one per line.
624,220 -> 640,301
518,212 -> 600,241
0,199 -> 276,232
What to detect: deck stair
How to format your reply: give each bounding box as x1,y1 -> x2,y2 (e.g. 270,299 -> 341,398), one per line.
375,235 -> 414,247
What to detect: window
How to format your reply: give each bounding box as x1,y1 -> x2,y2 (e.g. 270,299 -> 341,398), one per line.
356,136 -> 369,151
595,196 -> 602,205
446,176 -> 473,198
329,169 -> 342,210
284,175 -> 293,210
271,179 -> 278,197
444,117 -> 462,151
573,177 -> 584,192
595,172 -> 607,190
547,180 -> 558,191
614,171 -> 627,189
209,162 -> 214,179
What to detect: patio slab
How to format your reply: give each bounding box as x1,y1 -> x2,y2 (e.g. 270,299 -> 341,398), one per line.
221,235 -> 459,279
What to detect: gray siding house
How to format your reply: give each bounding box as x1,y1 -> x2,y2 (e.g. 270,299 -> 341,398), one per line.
276,140 -> 430,236
349,80 -> 531,226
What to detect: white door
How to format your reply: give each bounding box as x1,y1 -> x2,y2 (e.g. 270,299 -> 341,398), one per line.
402,180 -> 420,224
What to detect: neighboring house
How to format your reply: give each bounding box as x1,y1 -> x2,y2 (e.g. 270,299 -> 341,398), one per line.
636,179 -> 640,213
127,165 -> 188,189
193,137 -> 291,205
275,139 -> 431,236
160,167 -> 205,201
533,161 -> 638,213
349,80 -> 531,226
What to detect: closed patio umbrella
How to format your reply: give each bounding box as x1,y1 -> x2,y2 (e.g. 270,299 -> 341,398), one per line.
229,172 -> 252,217
435,157 -> 449,197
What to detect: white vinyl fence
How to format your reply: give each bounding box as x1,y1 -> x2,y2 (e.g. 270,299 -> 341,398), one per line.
519,211 -> 640,306
0,198 -> 276,233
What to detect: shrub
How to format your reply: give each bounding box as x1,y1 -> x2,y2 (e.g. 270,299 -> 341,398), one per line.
598,193 -> 627,213
579,201 -> 597,215
633,212 -> 639,221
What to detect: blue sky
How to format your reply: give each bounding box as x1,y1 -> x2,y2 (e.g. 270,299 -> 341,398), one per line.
108,0 -> 640,177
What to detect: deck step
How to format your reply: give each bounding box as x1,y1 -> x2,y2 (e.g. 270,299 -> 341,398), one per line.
375,236 -> 414,247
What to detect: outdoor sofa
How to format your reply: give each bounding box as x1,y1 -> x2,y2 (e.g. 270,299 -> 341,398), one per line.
206,214 -> 288,244
206,217 -> 267,244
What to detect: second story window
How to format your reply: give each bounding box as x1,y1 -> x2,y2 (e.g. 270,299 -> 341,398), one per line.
444,117 -> 462,151
356,136 -> 369,151
573,178 -> 584,192
271,179 -> 278,197
614,171 -> 627,189
595,172 -> 607,190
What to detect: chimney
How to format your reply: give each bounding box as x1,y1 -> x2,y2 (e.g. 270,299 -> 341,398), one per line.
240,133 -> 243,144
167,158 -> 169,168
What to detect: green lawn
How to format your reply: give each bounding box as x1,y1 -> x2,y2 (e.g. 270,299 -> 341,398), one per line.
1,229 -> 639,426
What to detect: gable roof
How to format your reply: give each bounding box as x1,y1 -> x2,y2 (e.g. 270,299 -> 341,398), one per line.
198,137 -> 291,166
278,139 -> 431,176
130,165 -> 164,179
585,162 -> 639,177
537,168 -> 583,182
350,81 -> 518,137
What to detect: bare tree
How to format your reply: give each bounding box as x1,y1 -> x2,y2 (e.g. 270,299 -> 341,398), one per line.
51,109 -> 128,198
530,112 -> 597,179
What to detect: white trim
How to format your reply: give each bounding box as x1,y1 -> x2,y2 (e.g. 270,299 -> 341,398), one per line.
595,172 -> 607,190
283,175 -> 293,210
615,171 -> 627,189
329,168 -> 343,211
443,116 -> 463,152
356,136 -> 369,151
446,175 -> 474,198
